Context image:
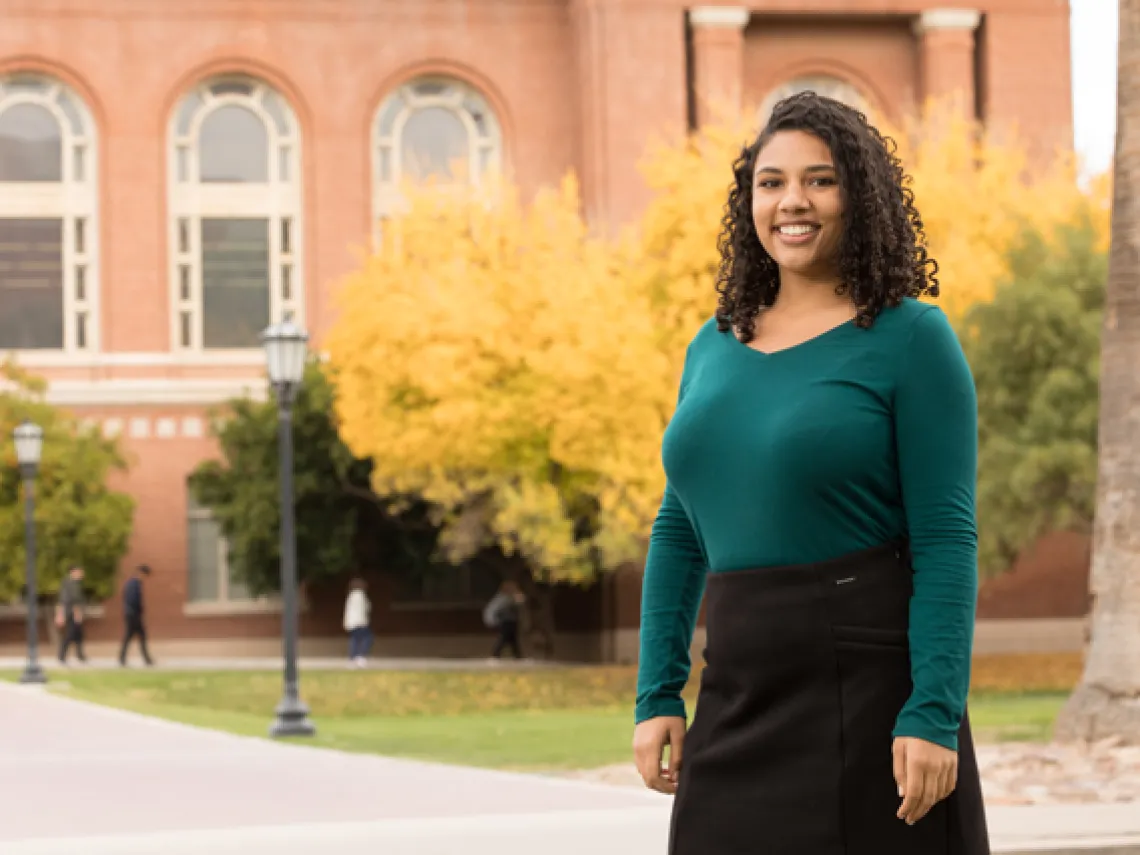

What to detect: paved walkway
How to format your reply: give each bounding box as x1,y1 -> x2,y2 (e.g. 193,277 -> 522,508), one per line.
0,655 -> 563,672
0,682 -> 1137,855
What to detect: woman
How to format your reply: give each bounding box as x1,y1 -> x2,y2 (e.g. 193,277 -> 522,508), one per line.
343,577 -> 372,667
632,92 -> 989,854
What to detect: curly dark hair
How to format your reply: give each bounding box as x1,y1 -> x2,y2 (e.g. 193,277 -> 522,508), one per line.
714,91 -> 939,341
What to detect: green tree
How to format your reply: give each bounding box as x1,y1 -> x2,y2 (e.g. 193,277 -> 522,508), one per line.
0,362 -> 135,603
960,216 -> 1106,579
188,361 -> 374,595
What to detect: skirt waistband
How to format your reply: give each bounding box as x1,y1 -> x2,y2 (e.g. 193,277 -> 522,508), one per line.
706,540 -> 911,594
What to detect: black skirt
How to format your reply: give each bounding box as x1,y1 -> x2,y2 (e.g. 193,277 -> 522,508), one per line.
668,542 -> 990,855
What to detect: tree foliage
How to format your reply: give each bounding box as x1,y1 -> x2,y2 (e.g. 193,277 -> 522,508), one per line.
0,362 -> 134,602
327,177 -> 672,587
960,215 -> 1106,578
188,361 -> 374,594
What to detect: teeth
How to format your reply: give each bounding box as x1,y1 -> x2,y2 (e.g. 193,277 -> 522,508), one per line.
779,225 -> 817,235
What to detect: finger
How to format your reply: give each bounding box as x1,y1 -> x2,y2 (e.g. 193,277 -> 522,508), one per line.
892,741 -> 907,799
667,724 -> 685,782
911,771 -> 939,823
899,758 -> 926,823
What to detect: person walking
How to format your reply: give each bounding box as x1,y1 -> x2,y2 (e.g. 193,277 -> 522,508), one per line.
483,580 -> 525,660
343,577 -> 372,668
56,565 -> 87,665
119,564 -> 154,666
632,92 -> 989,855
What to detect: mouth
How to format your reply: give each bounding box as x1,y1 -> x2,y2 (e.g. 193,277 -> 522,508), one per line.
772,223 -> 821,245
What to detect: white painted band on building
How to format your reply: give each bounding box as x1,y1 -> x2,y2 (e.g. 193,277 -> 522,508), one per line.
689,6 -> 751,29
0,378 -> 269,407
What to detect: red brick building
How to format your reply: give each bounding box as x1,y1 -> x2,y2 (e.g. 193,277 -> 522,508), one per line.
0,0 -> 1074,660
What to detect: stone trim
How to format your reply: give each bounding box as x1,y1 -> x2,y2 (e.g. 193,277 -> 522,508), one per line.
914,8 -> 982,34
689,6 -> 750,30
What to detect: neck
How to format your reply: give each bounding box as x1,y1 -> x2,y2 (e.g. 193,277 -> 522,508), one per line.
771,268 -> 848,315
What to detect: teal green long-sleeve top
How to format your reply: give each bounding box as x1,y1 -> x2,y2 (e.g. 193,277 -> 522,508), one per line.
635,298 -> 979,751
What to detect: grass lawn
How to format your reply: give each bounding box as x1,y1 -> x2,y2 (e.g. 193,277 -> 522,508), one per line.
0,654 -> 1078,772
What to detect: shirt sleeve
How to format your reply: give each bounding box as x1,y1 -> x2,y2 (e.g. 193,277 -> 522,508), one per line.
892,306 -> 979,751
635,345 -> 709,724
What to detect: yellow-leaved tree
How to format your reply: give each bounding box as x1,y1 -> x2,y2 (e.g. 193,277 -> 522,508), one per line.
325,177 -> 673,650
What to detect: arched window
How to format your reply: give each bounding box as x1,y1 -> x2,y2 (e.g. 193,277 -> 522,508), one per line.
372,76 -> 502,222
0,74 -> 97,353
169,76 -> 302,352
758,75 -> 869,123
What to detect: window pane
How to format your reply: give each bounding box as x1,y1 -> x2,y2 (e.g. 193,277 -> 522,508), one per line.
75,218 -> 85,254
188,516 -> 221,602
177,146 -> 189,182
179,264 -> 191,301
412,80 -> 449,98
401,106 -> 469,181
73,144 -> 85,182
76,264 -> 86,301
261,91 -> 291,134
55,90 -> 84,135
376,95 -> 404,136
0,103 -> 62,181
199,105 -> 268,183
227,563 -> 251,601
378,146 -> 392,182
463,96 -> 490,137
180,310 -> 192,347
282,264 -> 292,301
201,218 -> 269,349
178,218 -> 190,254
279,145 -> 290,182
210,80 -> 254,98
176,91 -> 204,135
76,311 -> 87,349
0,218 -> 64,349
281,218 -> 292,254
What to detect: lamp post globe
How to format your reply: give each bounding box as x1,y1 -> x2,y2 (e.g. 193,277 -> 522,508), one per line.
261,318 -> 315,737
14,420 -> 46,685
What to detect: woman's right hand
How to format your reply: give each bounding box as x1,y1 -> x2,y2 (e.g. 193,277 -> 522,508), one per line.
633,715 -> 687,794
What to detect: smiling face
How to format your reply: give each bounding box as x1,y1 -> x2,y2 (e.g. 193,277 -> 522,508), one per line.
751,130 -> 845,281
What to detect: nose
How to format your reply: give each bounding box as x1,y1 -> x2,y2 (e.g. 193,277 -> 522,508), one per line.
778,180 -> 810,213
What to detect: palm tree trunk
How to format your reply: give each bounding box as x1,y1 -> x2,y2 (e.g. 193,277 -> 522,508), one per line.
1054,0 -> 1140,744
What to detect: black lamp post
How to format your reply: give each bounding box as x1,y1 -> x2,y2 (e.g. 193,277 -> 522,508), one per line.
14,420 -> 46,685
262,318 -> 315,737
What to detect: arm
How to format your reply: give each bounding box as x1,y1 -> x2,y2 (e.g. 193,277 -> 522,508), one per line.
635,482 -> 708,723
635,341 -> 708,724
892,307 -> 979,752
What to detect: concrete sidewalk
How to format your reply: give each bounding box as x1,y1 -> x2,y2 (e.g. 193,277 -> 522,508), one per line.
0,683 -> 1136,855
0,654 -> 563,672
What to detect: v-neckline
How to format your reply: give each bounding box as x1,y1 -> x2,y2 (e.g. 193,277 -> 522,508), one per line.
732,316 -> 857,357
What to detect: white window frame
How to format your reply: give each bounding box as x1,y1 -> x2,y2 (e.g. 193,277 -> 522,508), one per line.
758,74 -> 870,122
168,75 -> 303,357
0,73 -> 99,361
371,76 -> 503,240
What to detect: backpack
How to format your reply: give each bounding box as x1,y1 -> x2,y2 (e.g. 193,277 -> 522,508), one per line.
482,593 -> 508,628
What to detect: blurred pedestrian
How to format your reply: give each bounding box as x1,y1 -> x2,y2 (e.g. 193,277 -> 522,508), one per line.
56,565 -> 87,665
119,564 -> 154,666
343,577 -> 372,668
483,580 -> 525,660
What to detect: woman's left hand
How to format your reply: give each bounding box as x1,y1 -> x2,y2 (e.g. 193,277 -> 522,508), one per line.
892,736 -> 958,825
